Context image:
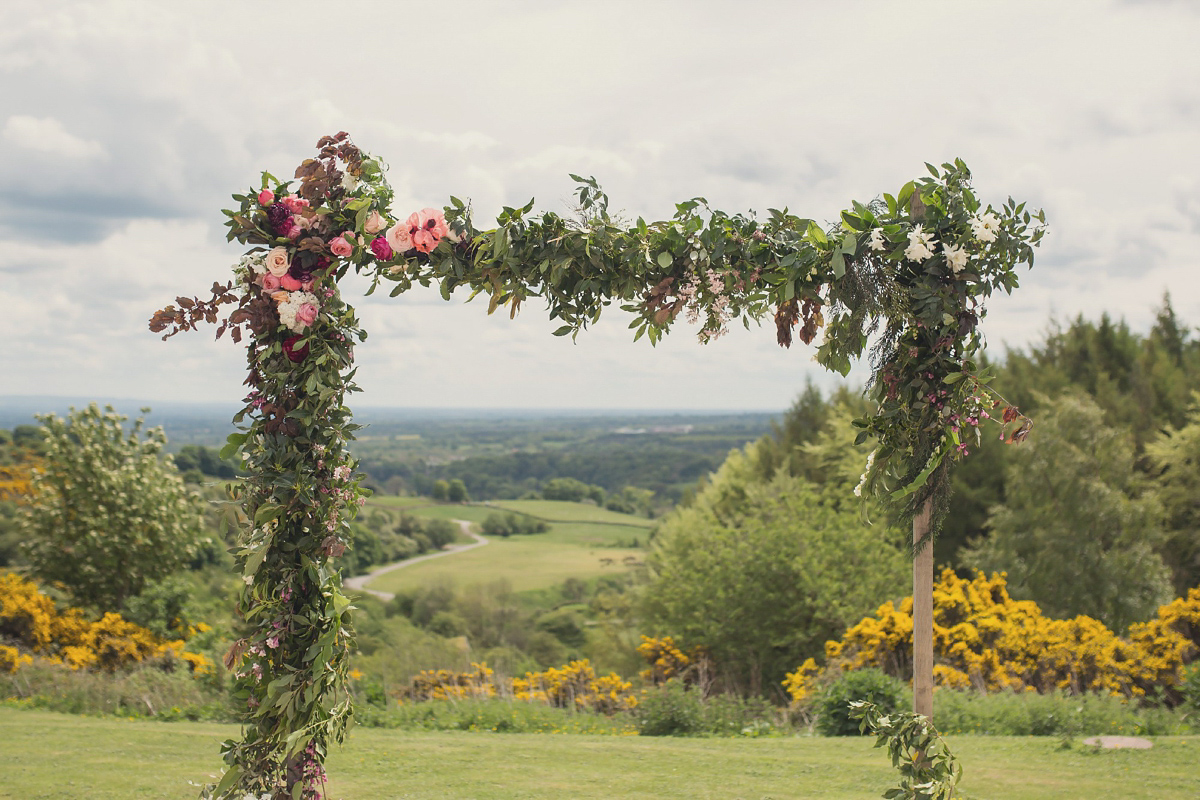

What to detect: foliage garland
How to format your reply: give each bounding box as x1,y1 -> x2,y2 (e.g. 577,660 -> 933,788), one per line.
151,133 -> 1043,797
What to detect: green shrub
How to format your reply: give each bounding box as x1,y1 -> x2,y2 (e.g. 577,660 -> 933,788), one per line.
1,660 -> 233,721
636,681 -> 704,736
1180,664 -> 1200,715
635,683 -> 783,737
355,698 -> 634,734
933,688 -> 1194,736
817,668 -> 908,736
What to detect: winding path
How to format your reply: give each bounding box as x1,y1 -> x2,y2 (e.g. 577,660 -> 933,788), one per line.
343,519 -> 486,601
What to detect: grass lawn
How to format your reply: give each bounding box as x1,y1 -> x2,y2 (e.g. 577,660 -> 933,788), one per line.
2,708 -> 1198,799
366,537 -> 644,593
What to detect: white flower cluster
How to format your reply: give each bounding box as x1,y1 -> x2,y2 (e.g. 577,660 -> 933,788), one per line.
868,228 -> 887,252
904,224 -> 937,263
943,242 -> 969,274
278,290 -> 319,333
853,450 -> 877,498
234,252 -> 267,280
970,212 -> 1000,243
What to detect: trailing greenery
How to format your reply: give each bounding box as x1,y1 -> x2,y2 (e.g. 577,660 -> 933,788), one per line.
849,700 -> 962,800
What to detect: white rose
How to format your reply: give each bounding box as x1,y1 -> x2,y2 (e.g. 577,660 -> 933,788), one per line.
265,246 -> 290,277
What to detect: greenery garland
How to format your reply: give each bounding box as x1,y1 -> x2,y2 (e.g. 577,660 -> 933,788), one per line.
151,133 -> 1043,797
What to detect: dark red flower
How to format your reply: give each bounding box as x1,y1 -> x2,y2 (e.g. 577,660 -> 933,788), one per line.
266,203 -> 292,235
283,335 -> 309,363
370,236 -> 393,261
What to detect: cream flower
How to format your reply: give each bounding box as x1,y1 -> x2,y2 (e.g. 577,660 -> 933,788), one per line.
943,242 -> 969,274
868,228 -> 887,252
970,212 -> 1000,243
265,246 -> 291,277
904,224 -> 937,263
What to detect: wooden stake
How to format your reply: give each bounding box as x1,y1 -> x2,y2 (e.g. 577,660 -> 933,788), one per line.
912,499 -> 934,720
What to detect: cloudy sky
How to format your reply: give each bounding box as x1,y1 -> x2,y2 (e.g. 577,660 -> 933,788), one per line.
2,0 -> 1197,412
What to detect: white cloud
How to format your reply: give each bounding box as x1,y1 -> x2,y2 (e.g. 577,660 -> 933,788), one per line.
2,115 -> 107,161
0,0 -> 1198,411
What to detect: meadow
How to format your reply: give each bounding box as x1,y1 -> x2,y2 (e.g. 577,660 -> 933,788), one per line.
2,708 -> 1197,799
359,499 -> 650,593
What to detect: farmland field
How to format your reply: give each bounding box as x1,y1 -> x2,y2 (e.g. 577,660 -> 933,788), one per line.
364,536 -> 644,593
490,499 -> 655,527
2,708 -> 1198,799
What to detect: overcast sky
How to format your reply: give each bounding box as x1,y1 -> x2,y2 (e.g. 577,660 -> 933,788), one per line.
2,0 -> 1197,412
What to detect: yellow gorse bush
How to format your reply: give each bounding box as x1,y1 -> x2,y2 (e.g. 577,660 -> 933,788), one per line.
785,569 -> 1200,705
637,635 -> 696,686
0,571 -> 210,674
397,658 -> 637,714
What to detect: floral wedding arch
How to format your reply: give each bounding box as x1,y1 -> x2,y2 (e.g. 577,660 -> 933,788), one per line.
152,133 -> 1043,798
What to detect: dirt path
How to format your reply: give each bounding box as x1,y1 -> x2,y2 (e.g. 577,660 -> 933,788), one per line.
343,520 -> 486,601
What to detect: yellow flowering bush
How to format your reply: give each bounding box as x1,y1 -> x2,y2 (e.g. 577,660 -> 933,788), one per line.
785,570 -> 1200,705
404,662 -> 498,702
637,635 -> 698,686
0,571 -> 210,674
398,659 -> 637,715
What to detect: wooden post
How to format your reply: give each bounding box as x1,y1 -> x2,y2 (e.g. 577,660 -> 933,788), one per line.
912,499 -> 934,720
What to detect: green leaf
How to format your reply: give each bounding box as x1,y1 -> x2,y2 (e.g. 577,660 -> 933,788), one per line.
213,765 -> 241,796
552,325 -> 574,337
832,250 -> 846,278
656,252 -> 673,268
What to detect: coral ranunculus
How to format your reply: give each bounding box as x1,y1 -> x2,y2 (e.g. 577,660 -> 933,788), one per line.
258,188 -> 274,206
282,335 -> 309,362
280,274 -> 303,291
408,208 -> 449,254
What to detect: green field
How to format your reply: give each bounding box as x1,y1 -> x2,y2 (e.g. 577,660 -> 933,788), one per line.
365,537 -> 644,593
490,499 -> 655,527
3,708 -> 1198,799
354,500 -> 649,592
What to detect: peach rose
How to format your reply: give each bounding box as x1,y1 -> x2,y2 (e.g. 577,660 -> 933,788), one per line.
266,247 -> 291,277
385,223 -> 413,254
364,211 -> 387,235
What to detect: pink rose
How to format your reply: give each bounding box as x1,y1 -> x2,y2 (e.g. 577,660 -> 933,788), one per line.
296,303 -> 318,327
369,236 -> 393,261
385,223 -> 413,254
281,195 -> 309,213
266,247 -> 290,277
364,210 -> 387,235
258,188 -> 274,206
261,273 -> 282,292
330,236 -> 353,257
280,274 -> 303,291
285,221 -> 303,240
